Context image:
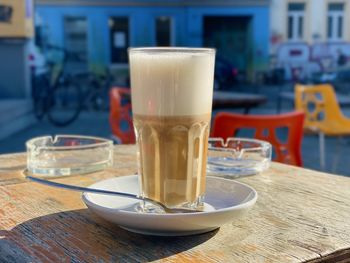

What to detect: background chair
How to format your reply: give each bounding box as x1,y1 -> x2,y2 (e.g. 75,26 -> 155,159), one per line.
109,87 -> 135,144
211,111 -> 305,166
295,83 -> 350,170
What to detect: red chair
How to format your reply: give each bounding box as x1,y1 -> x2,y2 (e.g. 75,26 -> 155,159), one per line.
109,87 -> 135,144
211,111 -> 305,166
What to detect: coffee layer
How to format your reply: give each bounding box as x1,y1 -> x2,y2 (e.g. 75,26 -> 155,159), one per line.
133,113 -> 210,208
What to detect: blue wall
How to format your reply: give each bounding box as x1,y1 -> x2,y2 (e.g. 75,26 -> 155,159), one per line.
36,3 -> 269,77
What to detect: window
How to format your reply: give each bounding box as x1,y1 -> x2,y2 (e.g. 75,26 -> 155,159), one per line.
109,17 -> 129,64
328,3 -> 344,40
287,3 -> 305,40
64,16 -> 88,72
156,16 -> 172,46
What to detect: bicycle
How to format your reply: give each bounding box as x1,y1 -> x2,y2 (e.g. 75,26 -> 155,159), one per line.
76,67 -> 116,112
31,45 -> 83,126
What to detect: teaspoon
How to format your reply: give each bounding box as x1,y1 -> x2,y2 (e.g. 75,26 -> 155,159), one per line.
25,174 -> 203,214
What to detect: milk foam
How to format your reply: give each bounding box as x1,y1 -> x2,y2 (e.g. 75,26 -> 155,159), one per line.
129,49 -> 215,116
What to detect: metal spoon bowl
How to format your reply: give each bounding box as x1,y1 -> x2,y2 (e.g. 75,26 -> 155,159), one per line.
25,174 -> 203,214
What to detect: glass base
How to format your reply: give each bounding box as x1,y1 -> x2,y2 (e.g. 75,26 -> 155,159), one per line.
28,160 -> 112,177
207,157 -> 270,177
135,195 -> 205,214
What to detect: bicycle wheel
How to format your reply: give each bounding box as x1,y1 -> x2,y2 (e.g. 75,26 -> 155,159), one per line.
86,76 -> 110,111
91,88 -> 110,111
48,80 -> 82,126
32,74 -> 50,120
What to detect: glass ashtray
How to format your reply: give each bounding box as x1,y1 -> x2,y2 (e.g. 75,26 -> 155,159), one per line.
207,137 -> 272,177
26,135 -> 114,177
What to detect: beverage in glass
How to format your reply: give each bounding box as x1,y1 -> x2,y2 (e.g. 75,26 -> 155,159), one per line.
129,47 -> 215,211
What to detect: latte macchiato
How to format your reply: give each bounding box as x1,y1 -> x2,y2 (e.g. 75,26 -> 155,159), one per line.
129,48 -> 215,210
133,114 -> 210,208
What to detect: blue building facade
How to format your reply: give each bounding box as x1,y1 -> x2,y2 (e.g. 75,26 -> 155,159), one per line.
35,0 -> 269,81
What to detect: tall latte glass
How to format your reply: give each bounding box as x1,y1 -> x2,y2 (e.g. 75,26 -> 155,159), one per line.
129,47 -> 215,212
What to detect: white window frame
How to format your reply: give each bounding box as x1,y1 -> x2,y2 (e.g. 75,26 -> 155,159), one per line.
327,5 -> 344,41
287,7 -> 305,41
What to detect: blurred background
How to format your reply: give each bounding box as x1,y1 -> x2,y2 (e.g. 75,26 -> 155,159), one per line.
1,0 -> 350,175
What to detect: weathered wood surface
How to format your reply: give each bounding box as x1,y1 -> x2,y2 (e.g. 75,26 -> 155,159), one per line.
1,145 -> 350,262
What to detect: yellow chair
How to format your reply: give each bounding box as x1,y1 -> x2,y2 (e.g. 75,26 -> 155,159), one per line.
295,83 -> 350,170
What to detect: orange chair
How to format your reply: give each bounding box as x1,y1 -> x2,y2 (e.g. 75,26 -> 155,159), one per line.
109,87 -> 135,144
211,111 -> 305,166
295,83 -> 350,169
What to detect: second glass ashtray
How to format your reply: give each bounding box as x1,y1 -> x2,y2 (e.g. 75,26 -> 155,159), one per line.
207,137 -> 272,177
26,135 -> 113,177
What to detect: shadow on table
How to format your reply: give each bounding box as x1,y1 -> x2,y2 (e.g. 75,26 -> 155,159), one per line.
0,164 -> 26,171
0,164 -> 27,186
0,209 -> 218,262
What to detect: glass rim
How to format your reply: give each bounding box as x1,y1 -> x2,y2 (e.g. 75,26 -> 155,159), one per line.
26,135 -> 113,151
128,47 -> 216,54
208,137 -> 272,151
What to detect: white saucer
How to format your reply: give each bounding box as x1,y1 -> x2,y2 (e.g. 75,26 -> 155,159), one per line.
82,175 -> 257,236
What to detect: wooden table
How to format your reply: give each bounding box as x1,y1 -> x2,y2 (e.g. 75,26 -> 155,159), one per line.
213,91 -> 267,113
1,145 -> 350,262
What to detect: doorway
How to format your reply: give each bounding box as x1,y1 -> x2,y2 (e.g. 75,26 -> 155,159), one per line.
203,16 -> 252,75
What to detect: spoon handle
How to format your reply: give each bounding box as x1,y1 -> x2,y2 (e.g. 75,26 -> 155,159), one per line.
26,174 -> 203,213
26,175 -> 143,201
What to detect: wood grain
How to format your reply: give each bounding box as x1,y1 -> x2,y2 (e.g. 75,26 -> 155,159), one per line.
0,145 -> 350,262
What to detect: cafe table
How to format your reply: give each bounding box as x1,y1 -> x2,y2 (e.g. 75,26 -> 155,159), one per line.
111,88 -> 267,114
1,144 -> 350,262
213,91 -> 267,114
